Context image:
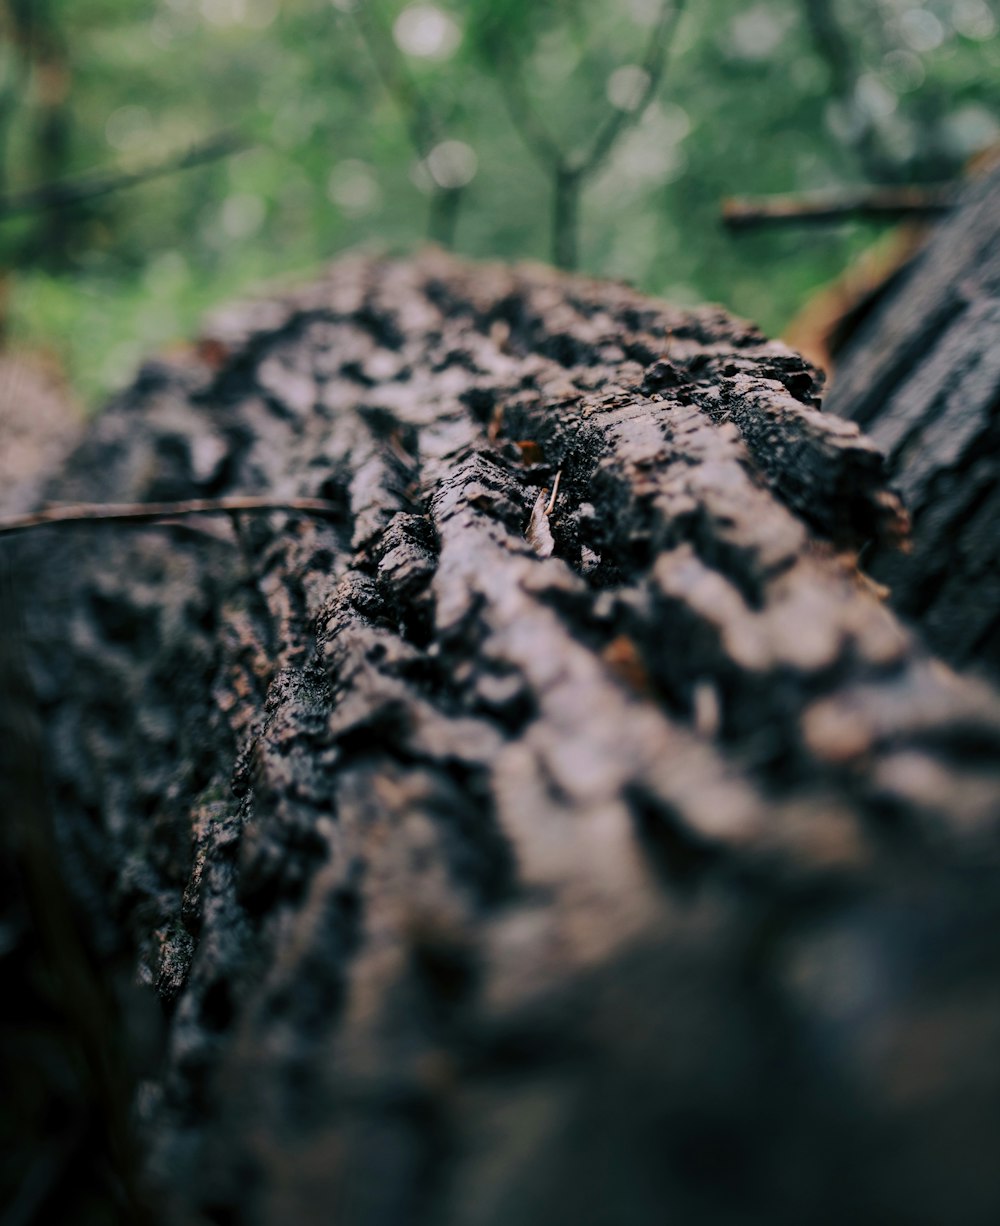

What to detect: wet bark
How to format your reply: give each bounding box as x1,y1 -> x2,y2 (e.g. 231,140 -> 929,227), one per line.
11,250 -> 1000,1226
826,160 -> 1000,679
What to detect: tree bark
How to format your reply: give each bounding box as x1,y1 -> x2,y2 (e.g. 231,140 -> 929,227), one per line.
10,250 -> 1000,1226
825,160 -> 1000,679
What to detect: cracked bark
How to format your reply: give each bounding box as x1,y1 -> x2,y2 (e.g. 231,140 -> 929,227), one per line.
10,250 -> 1000,1226
826,160 -> 1000,680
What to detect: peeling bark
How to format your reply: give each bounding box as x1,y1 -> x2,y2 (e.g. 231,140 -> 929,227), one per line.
12,251 -> 1000,1226
826,161 -> 1000,679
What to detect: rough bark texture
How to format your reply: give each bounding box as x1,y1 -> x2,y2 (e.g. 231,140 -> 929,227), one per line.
826,160 -> 1000,678
11,251 -> 1000,1226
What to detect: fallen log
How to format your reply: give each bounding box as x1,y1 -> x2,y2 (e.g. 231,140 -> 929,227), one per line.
8,250 -> 1000,1225
825,159 -> 1000,679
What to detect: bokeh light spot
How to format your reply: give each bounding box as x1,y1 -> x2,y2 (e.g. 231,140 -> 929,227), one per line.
327,160 -> 383,217
881,49 -> 925,93
425,141 -> 477,190
606,65 -> 651,112
953,0 -> 998,41
898,7 -> 945,53
625,0 -> 663,29
221,194 -> 267,239
105,105 -> 152,153
244,0 -> 279,29
941,104 -> 1000,156
393,5 -> 461,60
727,5 -> 792,61
856,73 -> 898,120
201,0 -> 246,27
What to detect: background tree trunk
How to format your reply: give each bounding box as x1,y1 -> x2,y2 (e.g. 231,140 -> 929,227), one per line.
8,251 -> 1000,1226
825,159 -> 1000,679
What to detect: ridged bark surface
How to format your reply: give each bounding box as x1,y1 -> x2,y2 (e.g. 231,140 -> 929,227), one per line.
826,161 -> 1000,678
10,251 -> 1000,1226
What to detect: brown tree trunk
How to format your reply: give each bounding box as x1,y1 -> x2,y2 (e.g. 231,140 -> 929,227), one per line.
8,251 -> 1000,1226
825,160 -> 1000,679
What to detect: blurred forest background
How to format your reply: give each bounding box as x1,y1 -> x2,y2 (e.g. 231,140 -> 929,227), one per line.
0,0 -> 997,406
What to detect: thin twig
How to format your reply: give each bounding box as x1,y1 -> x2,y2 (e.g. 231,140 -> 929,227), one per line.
545,469 -> 562,516
0,131 -> 248,221
0,495 -> 344,536
722,184 -> 959,230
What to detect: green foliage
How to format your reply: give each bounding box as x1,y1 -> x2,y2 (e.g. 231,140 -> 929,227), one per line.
2,0 -> 998,403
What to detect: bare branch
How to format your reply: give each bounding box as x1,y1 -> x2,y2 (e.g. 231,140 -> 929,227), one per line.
0,131 -> 248,221
350,1 -> 466,246
579,0 -> 687,178
552,166 -> 582,269
801,0 -> 855,100
491,37 -> 569,173
486,2 -> 687,268
491,1 -> 688,178
0,496 -> 344,537
351,2 -> 440,160
722,183 -> 959,230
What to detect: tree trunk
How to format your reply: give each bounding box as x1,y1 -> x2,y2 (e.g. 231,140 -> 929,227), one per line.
9,251 -> 1000,1226
825,159 -> 1000,679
